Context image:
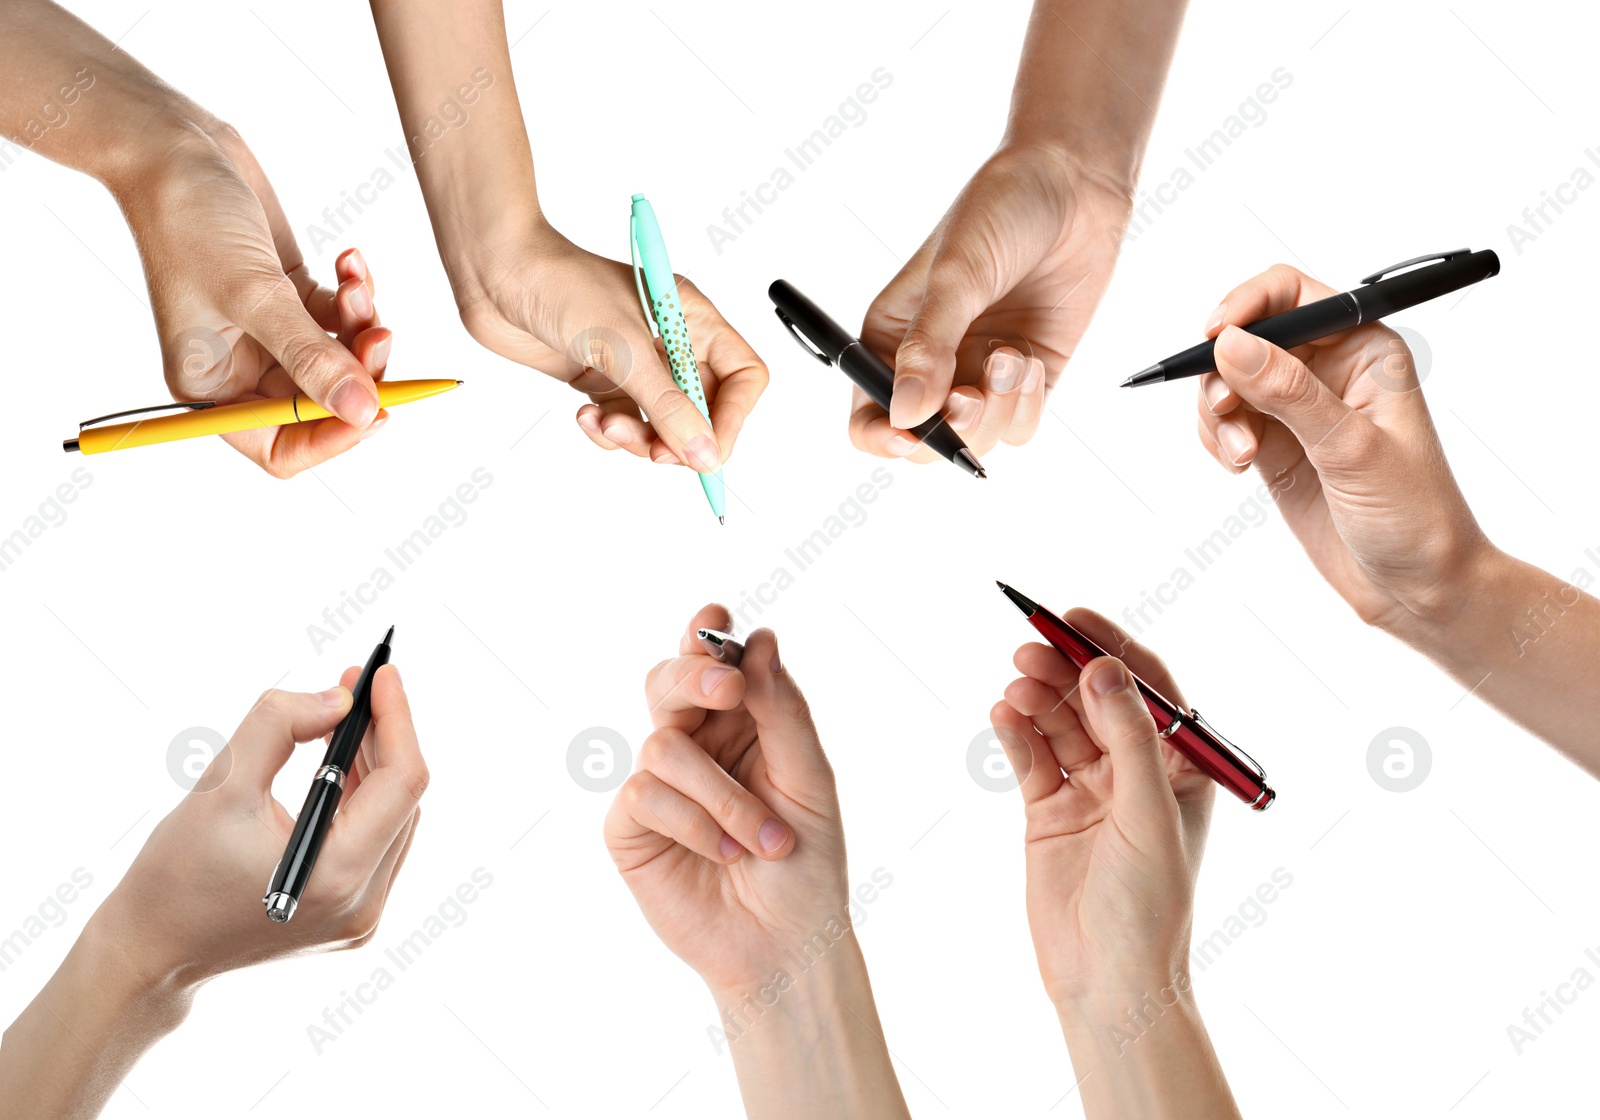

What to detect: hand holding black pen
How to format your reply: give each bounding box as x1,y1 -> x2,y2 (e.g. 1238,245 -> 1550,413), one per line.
0,664 -> 428,1117
265,627 -> 395,922
770,280 -> 987,478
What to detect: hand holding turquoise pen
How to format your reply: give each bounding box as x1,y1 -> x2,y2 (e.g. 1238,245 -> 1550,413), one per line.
631,194 -> 725,523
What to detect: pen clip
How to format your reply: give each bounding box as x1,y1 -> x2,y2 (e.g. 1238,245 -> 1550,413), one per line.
629,214 -> 660,340
1359,248 -> 1471,285
79,400 -> 216,429
773,309 -> 832,366
1188,708 -> 1267,782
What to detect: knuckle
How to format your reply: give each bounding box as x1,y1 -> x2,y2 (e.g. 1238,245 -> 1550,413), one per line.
399,761 -> 431,802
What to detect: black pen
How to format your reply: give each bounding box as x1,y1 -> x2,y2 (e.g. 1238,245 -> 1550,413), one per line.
769,279 -> 986,478
1123,249 -> 1500,387
697,627 -> 744,666
263,626 -> 393,923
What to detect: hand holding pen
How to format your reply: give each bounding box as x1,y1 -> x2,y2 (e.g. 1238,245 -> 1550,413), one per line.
605,605 -> 910,1119
990,608 -> 1242,1119
0,670 -> 427,1119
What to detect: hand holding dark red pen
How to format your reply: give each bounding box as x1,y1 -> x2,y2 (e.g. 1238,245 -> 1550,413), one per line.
991,608 -> 1241,1119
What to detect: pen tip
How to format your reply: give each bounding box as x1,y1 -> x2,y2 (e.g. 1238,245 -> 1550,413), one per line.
995,580 -> 1008,590
718,516 -> 725,525
382,625 -> 395,644
956,448 -> 986,477
1123,364 -> 1163,388
1118,375 -> 1135,388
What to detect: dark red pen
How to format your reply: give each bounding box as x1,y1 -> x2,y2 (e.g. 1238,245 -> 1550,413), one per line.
997,582 -> 1275,810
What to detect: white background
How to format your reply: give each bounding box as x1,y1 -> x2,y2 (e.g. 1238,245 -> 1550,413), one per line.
3,1 -> 1599,1117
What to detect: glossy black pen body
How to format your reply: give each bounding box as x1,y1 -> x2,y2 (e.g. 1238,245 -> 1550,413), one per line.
262,626 -> 394,923
769,279 -> 986,478
1123,249 -> 1501,387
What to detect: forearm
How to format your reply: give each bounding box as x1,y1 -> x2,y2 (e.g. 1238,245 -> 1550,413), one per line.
0,0 -> 213,191
367,0 -> 541,300
1003,0 -> 1189,188
1400,546 -> 1600,771
0,911 -> 193,1119
711,942 -> 910,1120
1059,980 -> 1240,1120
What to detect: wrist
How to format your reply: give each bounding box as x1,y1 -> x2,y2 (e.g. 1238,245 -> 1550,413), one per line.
443,210 -> 558,321
1382,538 -> 1511,648
1056,966 -> 1197,1038
706,937 -> 875,1053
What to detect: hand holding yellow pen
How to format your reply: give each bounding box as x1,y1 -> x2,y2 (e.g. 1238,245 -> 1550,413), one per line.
63,379 -> 462,455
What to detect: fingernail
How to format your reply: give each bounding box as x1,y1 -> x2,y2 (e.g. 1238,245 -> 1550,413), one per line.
349,249 -> 367,280
1202,374 -> 1230,413
357,415 -> 387,441
330,377 -> 378,427
602,420 -> 632,445
652,448 -> 682,465
1021,357 -> 1045,394
988,352 -> 1021,393
1217,325 -> 1269,376
1217,419 -> 1254,465
348,281 -> 373,320
769,641 -> 782,675
370,335 -> 392,369
701,666 -> 733,694
890,376 -> 927,427
1090,662 -> 1129,696
685,434 -> 721,473
944,392 -> 981,431
719,831 -> 742,861
758,818 -> 790,853
886,433 -> 917,456
577,411 -> 601,433
317,687 -> 345,707
1204,302 -> 1227,334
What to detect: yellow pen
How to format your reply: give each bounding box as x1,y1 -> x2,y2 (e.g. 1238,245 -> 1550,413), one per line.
62,379 -> 461,455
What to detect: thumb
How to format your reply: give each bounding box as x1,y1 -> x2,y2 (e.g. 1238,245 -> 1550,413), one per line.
234,278 -> 379,428
889,242 -> 998,429
737,629 -> 833,793
1079,657 -> 1177,830
1213,325 -> 1369,470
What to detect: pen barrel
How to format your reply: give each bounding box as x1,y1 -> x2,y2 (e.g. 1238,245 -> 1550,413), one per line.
1353,249 -> 1500,320
1026,609 -> 1271,809
265,776 -> 344,902
768,280 -> 855,359
1164,716 -> 1273,810
838,343 -> 972,465
322,642 -> 391,771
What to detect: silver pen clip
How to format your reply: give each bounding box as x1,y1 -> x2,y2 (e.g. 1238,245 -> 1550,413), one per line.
1188,708 -> 1267,781
1359,248 -> 1471,285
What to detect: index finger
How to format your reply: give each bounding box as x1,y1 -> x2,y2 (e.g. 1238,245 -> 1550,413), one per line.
1061,607 -> 1189,712
1206,264 -> 1341,341
682,281 -> 769,462
329,665 -> 429,874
